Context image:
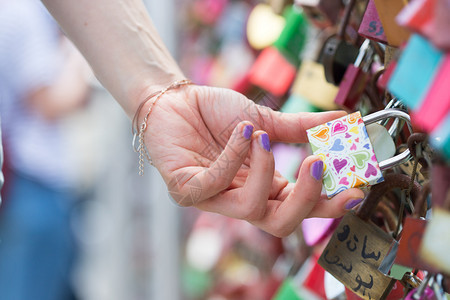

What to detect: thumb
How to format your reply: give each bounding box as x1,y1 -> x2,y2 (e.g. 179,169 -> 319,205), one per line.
169,121 -> 254,206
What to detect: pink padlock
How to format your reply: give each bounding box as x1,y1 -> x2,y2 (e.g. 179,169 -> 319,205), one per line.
301,217 -> 340,246
404,286 -> 435,300
334,40 -> 374,110
429,0 -> 450,51
413,54 -> 450,132
358,0 -> 388,44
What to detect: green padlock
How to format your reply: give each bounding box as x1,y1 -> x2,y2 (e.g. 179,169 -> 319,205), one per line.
272,278 -> 303,300
273,5 -> 308,67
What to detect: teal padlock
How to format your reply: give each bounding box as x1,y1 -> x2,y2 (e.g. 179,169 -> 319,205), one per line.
430,114 -> 450,161
280,94 -> 321,113
387,34 -> 444,110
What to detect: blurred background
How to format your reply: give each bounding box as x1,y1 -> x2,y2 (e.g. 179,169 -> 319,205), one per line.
2,0 -> 449,299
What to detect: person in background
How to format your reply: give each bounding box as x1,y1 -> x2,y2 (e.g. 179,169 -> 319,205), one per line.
39,0 -> 365,238
0,1 -> 91,299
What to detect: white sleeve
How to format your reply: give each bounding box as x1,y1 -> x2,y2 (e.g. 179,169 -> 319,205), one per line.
0,1 -> 63,96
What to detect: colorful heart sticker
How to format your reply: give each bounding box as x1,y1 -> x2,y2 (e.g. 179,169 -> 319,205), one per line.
312,127 -> 330,142
307,111 -> 384,198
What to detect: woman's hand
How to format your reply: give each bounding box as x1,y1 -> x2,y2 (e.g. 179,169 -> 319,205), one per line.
143,85 -> 364,237
42,0 -> 364,237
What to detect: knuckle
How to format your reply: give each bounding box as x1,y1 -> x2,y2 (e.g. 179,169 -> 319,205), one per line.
240,204 -> 265,221
236,193 -> 267,221
270,221 -> 296,238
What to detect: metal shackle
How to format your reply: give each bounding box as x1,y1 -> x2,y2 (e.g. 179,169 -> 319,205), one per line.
362,108 -> 413,171
357,173 -> 421,221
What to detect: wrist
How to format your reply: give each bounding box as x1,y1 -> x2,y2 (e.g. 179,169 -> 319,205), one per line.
127,70 -> 186,117
132,79 -> 193,175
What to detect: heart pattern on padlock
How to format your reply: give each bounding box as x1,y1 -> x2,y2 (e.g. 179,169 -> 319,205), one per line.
332,120 -> 348,135
350,151 -> 370,169
311,126 -> 330,142
330,139 -> 345,151
307,111 -> 384,198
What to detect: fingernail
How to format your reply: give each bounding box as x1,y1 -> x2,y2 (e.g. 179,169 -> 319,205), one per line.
259,133 -> 271,151
310,160 -> 324,181
345,198 -> 363,210
243,124 -> 254,140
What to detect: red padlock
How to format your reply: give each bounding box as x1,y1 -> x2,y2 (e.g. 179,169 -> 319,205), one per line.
394,181 -> 438,273
248,46 -> 297,97
377,59 -> 397,90
396,0 -> 436,39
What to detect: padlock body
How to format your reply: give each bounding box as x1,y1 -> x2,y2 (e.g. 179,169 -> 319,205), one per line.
322,37 -> 359,85
319,211 -> 395,300
280,93 -> 321,113
248,47 -> 296,97
334,65 -> 369,110
372,0 -> 411,47
246,3 -> 286,50
429,0 -> 450,50
430,114 -> 450,160
394,217 -> 437,272
271,277 -> 302,300
404,286 -> 435,300
388,34 -> 444,110
307,111 -> 384,198
291,60 -> 338,110
396,0 -> 435,40
420,208 -> 450,274
414,54 -> 450,132
302,217 -> 340,246
273,6 -> 308,67
358,0 -> 388,44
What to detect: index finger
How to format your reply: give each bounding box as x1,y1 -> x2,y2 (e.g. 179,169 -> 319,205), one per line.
254,107 -> 347,143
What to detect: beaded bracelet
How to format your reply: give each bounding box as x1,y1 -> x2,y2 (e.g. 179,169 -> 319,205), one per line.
132,79 -> 193,175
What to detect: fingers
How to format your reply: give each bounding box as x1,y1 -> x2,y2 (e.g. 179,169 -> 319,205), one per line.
171,121 -> 255,206
306,188 -> 365,218
256,108 -> 347,143
250,154 -> 365,237
195,130 -> 275,220
250,155 -> 326,237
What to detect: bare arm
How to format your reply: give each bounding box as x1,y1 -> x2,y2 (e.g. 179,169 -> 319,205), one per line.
41,0 -> 186,118
40,0 -> 364,237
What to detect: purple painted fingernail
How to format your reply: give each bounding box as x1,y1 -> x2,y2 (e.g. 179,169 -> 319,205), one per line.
345,198 -> 363,210
310,160 -> 324,181
259,133 -> 271,151
243,124 -> 253,140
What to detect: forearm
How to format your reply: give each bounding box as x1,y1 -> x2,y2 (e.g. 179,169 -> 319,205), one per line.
41,0 -> 186,118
